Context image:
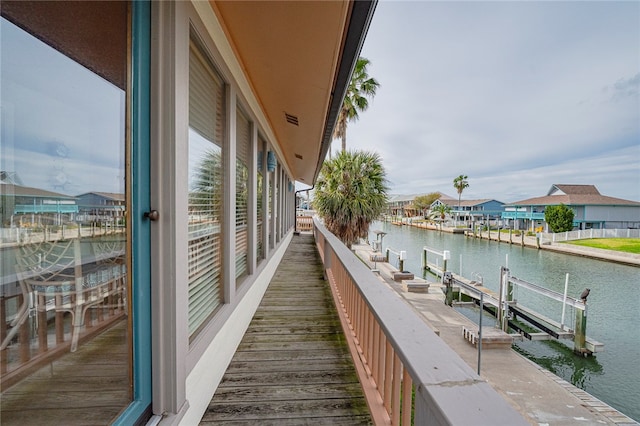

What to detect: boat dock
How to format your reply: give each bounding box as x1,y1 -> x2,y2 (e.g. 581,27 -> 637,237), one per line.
352,241 -> 638,425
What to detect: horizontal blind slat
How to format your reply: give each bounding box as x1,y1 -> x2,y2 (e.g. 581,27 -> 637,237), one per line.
188,41 -> 225,338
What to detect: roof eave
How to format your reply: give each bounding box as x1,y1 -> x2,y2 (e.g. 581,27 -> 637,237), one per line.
313,0 -> 378,183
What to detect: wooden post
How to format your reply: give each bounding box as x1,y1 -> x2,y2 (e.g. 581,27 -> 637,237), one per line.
38,303 -> 48,353
422,249 -> 427,270
498,267 -> 504,331
574,305 -> 588,355
55,310 -> 65,344
1,297 -> 7,374
19,294 -> 30,363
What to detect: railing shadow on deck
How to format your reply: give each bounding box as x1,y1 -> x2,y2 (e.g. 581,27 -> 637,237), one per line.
313,217 -> 527,425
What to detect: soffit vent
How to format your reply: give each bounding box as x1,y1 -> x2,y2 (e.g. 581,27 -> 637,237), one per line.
285,112 -> 299,126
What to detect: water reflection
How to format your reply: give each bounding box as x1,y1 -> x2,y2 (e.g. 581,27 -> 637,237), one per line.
513,339 -> 603,389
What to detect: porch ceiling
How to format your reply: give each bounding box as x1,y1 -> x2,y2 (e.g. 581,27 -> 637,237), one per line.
211,1 -> 374,185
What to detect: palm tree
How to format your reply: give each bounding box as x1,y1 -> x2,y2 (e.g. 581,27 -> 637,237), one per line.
453,174 -> 469,225
333,57 -> 380,153
190,148 -> 223,216
413,193 -> 441,218
314,150 -> 388,248
430,203 -> 452,232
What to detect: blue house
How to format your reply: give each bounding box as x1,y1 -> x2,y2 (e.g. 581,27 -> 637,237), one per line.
431,198 -> 505,224
0,182 -> 78,227
502,184 -> 640,231
76,192 -> 125,225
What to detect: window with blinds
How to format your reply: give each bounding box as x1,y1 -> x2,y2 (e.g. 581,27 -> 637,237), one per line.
235,107 -> 250,285
256,138 -> 265,262
187,40 -> 225,338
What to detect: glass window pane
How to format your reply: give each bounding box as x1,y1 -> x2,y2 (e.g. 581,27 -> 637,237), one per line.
1,4 -> 130,423
256,138 -> 265,262
188,41 -> 225,338
235,108 -> 250,284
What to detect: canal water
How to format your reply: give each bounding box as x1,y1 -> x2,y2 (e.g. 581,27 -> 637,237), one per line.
368,221 -> 640,422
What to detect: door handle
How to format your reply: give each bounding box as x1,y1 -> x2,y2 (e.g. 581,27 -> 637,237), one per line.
144,210 -> 159,221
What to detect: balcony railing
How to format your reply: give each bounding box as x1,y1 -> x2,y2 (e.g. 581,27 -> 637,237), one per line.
501,211 -> 545,220
313,217 -> 526,425
1,231 -> 127,388
295,214 -> 314,232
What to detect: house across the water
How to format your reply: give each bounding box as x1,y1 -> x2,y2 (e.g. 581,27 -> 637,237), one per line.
76,192 -> 125,225
431,197 -> 505,224
502,184 -> 640,231
0,180 -> 78,227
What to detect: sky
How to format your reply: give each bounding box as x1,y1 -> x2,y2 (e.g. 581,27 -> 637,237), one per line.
1,17 -> 125,196
330,1 -> 640,203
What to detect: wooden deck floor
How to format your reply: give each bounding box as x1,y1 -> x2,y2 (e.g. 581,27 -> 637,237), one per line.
202,234 -> 372,425
0,319 -> 129,425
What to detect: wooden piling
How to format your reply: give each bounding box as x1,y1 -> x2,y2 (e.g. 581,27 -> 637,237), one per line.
574,305 -> 588,356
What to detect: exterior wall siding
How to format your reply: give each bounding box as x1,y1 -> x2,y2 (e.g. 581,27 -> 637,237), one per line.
151,2 -> 298,423
585,205 -> 640,222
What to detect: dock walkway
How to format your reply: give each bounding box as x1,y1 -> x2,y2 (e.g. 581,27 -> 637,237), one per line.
202,234 -> 371,425
353,242 -> 639,425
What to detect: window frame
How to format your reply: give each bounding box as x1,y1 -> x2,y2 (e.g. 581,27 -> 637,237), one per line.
150,0 -> 298,419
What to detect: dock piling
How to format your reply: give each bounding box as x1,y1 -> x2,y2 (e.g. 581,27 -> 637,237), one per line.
574,303 -> 588,356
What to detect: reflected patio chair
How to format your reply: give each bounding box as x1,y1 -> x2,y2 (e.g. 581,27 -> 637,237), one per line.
91,234 -> 127,312
1,236 -> 123,353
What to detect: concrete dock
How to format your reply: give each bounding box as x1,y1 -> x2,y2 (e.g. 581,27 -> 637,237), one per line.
353,242 -> 639,425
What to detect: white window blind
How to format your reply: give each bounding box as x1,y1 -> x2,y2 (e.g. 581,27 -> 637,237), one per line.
235,107 -> 250,284
256,139 -> 265,262
187,40 -> 225,338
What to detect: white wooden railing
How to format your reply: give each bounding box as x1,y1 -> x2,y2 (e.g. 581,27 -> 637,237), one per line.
313,217 -> 526,425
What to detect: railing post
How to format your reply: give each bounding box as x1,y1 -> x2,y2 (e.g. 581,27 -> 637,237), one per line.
322,236 -> 331,270
442,250 -> 449,274
560,273 -> 569,330
19,294 -> 30,363
502,267 -> 511,331
0,297 -> 6,374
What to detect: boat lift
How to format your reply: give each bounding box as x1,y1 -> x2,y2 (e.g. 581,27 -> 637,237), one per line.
497,267 -> 603,356
421,246 -> 603,356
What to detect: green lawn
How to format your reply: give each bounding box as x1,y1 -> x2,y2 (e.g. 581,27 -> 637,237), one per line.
563,238 -> 640,254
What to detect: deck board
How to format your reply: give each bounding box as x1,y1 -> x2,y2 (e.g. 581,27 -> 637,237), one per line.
203,233 -> 372,424
0,320 -> 129,425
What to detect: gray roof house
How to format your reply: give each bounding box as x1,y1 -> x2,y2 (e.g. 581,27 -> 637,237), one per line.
502,184 -> 640,230
387,192 -> 454,216
0,182 -> 78,225
432,198 -> 505,220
